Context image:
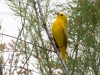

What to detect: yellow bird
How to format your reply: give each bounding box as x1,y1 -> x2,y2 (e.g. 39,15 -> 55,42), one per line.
52,12 -> 68,63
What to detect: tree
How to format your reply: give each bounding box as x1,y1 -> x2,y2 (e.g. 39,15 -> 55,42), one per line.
0,0 -> 100,75
68,0 -> 100,75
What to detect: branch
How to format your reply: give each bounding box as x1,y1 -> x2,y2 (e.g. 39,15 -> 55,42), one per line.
36,0 -> 70,75
96,58 -> 100,75
33,1 -> 52,75
18,45 -> 33,75
9,0 -> 28,75
0,33 -> 54,53
0,64 -> 3,75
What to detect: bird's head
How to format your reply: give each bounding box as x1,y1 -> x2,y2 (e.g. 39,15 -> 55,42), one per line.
56,12 -> 67,22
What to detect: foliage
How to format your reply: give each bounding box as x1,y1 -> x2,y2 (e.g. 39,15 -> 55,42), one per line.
0,0 -> 99,75
68,0 -> 100,75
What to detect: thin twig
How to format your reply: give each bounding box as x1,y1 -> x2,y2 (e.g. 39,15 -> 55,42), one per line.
9,0 -> 28,75
36,0 -> 70,75
33,1 -> 52,75
0,33 -> 54,53
96,58 -> 100,75
18,45 -> 33,75
0,64 -> 3,75
4,54 -> 10,66
2,64 -> 40,74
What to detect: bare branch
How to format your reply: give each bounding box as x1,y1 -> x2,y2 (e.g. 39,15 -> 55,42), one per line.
0,64 -> 3,75
33,1 -> 52,75
96,58 -> 100,75
36,0 -> 70,75
0,33 -> 54,53
9,0 -> 28,75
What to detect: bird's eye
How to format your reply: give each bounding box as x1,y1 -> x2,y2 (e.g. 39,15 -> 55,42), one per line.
61,14 -> 63,16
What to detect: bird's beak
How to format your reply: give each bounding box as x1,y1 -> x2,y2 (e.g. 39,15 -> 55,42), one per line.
55,12 -> 59,15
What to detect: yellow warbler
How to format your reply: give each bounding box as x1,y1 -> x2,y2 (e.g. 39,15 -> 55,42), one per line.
52,12 -> 68,63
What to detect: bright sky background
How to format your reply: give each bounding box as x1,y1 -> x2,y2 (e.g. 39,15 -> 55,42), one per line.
0,0 -> 96,75
0,1 -> 23,75
0,0 -> 71,43
0,0 -> 21,43
0,0 -> 71,75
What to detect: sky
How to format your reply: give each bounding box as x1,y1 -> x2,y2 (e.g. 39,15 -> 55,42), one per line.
0,0 -> 98,75
0,0 -> 71,75
0,0 -> 22,75
0,0 -> 21,43
0,0 -> 71,43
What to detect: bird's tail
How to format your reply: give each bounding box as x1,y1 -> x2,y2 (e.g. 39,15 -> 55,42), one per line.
60,46 -> 67,63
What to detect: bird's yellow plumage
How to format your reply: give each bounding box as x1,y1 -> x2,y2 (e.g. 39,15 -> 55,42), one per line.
52,12 -> 68,63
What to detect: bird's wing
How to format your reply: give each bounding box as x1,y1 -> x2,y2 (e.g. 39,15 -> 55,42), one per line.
63,26 -> 68,48
52,19 -> 68,48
